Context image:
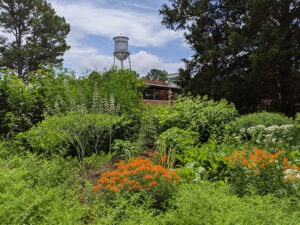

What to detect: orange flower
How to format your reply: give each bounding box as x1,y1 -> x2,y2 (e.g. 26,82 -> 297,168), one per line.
283,158 -> 289,165
292,165 -> 300,171
93,156 -> 180,192
148,153 -> 157,157
114,160 -> 124,166
144,174 -> 153,179
110,186 -> 119,191
148,181 -> 157,187
161,155 -> 167,163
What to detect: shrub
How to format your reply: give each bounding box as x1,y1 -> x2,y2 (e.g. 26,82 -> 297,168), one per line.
163,183 -> 300,225
99,69 -> 145,115
237,124 -> 297,147
0,153 -> 87,225
18,113 -> 127,160
112,139 -> 139,160
155,127 -> 199,155
177,142 -> 231,181
136,104 -> 163,150
93,156 -> 180,209
224,148 -> 300,196
229,111 -> 293,133
155,96 -> 237,142
0,70 -> 44,138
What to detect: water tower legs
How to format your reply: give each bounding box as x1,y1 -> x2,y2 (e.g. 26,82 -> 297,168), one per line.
128,55 -> 132,71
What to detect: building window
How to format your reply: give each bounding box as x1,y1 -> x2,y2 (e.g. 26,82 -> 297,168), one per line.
143,88 -> 154,100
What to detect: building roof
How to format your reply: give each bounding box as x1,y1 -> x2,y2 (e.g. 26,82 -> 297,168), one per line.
144,79 -> 168,86
143,79 -> 181,89
168,73 -> 179,79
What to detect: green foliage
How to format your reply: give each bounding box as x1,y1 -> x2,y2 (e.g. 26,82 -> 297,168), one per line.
160,0 -> 300,116
229,112 -> 293,133
87,192 -> 162,225
99,69 -> 145,115
155,127 -> 199,155
155,141 -> 176,170
177,140 -> 236,181
0,153 -> 87,225
228,112 -> 296,147
156,96 -> 237,142
0,70 -> 44,138
0,150 -> 299,224
295,113 -> 300,145
238,124 -> 297,147
0,0 -> 70,78
225,149 -> 299,197
83,152 -> 114,169
18,113 -> 126,161
163,183 -> 300,225
88,182 -> 300,224
136,104 -> 164,151
144,69 -> 168,82
112,139 -> 139,160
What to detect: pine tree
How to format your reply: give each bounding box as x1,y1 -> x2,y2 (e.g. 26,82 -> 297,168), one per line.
0,0 -> 70,79
160,0 -> 300,116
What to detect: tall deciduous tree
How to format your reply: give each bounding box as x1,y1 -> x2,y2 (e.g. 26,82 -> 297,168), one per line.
160,0 -> 300,116
145,69 -> 168,82
0,0 -> 70,79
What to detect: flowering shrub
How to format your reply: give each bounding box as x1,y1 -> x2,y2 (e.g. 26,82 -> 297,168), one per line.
225,148 -> 300,196
93,156 -> 180,208
237,124 -> 296,146
93,156 -> 179,192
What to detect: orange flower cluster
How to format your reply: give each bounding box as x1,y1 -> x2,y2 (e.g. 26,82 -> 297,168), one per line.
224,149 -> 300,180
282,157 -> 300,181
224,148 -> 282,176
93,156 -> 180,192
224,148 -> 280,170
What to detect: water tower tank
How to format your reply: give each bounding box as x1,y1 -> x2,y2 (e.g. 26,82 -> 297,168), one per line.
113,36 -> 129,61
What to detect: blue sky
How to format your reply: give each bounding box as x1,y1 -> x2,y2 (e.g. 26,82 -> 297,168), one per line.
49,0 -> 193,76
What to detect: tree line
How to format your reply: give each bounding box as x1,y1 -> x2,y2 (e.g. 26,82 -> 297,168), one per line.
0,0 -> 299,116
160,0 -> 300,116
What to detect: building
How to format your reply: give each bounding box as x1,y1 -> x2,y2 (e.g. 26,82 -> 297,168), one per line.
167,73 -> 179,85
142,73 -> 181,105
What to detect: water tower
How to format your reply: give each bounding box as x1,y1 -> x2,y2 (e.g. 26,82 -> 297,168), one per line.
113,36 -> 131,70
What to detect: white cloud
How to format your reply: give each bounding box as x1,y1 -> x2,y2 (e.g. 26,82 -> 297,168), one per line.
65,47 -> 183,75
131,51 -> 184,75
48,0 -> 186,75
51,1 -> 182,47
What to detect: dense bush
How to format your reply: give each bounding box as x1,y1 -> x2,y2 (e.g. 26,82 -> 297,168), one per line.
162,183 -> 300,225
93,156 -> 180,209
136,104 -> 164,150
155,127 -> 199,155
0,70 -> 44,138
177,141 -> 232,181
0,152 -> 87,225
225,149 -> 300,197
155,96 -> 238,142
34,68 -> 145,117
89,182 -> 300,224
18,113 -> 127,160
237,124 -> 297,147
229,112 -> 293,133
112,139 -> 139,160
